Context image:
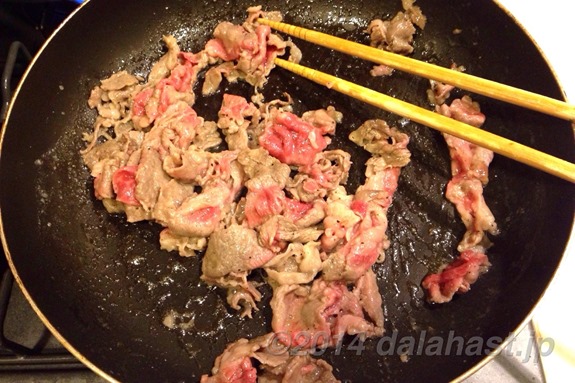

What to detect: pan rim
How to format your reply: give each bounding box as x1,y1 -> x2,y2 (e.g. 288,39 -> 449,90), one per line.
0,0 -> 117,381
0,0 -> 572,382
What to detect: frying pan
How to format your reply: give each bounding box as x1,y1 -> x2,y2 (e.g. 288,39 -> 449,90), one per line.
1,0 -> 574,382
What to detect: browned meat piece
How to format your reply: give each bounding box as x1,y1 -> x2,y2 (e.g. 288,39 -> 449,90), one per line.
354,269 -> 384,329
217,94 -> 260,150
148,35 -> 181,84
202,224 -> 277,317
437,95 -> 486,128
320,187 -> 361,252
159,229 -> 207,257
301,106 -> 342,135
238,148 -> 292,229
322,122 -> 410,282
270,277 -> 384,349
264,241 -> 323,285
201,333 -> 340,383
320,202 -> 388,281
401,0 -> 427,29
348,119 -> 410,166
258,215 -> 324,252
355,157 -> 401,209
259,110 -> 335,167
204,8 -> 295,89
370,64 -> 394,77
445,175 -> 498,251
422,249 -> 490,303
443,133 -> 493,185
135,148 -> 170,212
366,1 -> 425,74
367,13 -> 415,55
202,225 -> 276,279
422,95 -> 499,303
259,355 -> 339,383
200,334 -> 273,383
286,150 -> 351,203
437,96 -> 498,251
131,39 -> 209,129
238,148 -> 291,188
427,80 -> 455,106
100,70 -> 140,91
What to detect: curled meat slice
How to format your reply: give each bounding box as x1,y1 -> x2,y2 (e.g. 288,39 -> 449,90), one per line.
202,225 -> 275,278
270,277 -> 384,349
367,12 -> 416,55
321,207 -> 388,282
422,95 -> 498,303
259,111 -> 334,166
348,119 -> 410,167
422,249 -> 490,304
159,229 -> 207,257
287,150 -> 351,203
202,225 -> 277,316
217,94 -> 260,150
204,9 -> 293,89
201,333 -> 340,383
265,241 -> 323,285
437,95 -> 486,128
238,148 -> 291,188
259,354 -> 339,383
443,130 -> 494,185
258,215 -> 323,253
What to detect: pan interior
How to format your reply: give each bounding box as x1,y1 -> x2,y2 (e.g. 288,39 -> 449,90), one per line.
0,0 -> 573,382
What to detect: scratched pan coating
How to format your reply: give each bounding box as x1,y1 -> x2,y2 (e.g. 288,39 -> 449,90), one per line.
0,0 -> 573,382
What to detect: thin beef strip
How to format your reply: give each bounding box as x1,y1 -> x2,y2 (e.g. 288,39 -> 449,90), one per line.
201,224 -> 276,317
270,269 -> 384,349
322,120 -> 410,282
200,333 -> 339,383
366,0 -> 425,76
422,95 -> 498,303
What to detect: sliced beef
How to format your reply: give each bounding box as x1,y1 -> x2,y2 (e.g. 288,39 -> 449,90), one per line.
217,94 -> 260,150
322,122 -> 409,282
201,224 -> 276,317
264,241 -> 323,285
159,228 -> 207,257
204,7 -> 296,89
201,334 -> 340,383
286,150 -> 351,203
320,187 -> 361,252
202,225 -> 276,279
259,111 -> 335,166
259,355 -> 339,383
422,95 -> 498,303
270,277 -> 384,349
320,207 -> 388,282
421,249 -> 490,304
445,176 -> 498,251
348,119 -> 410,167
135,147 -> 170,212
238,148 -> 291,228
366,1 -> 425,74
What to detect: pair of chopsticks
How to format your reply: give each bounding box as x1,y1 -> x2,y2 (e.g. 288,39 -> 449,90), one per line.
258,18 -> 575,183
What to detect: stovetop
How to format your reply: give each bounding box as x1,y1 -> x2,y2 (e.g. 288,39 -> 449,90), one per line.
0,1 -> 558,382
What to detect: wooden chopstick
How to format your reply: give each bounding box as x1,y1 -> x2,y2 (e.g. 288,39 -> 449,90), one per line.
272,57 -> 575,183
258,18 -> 575,122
